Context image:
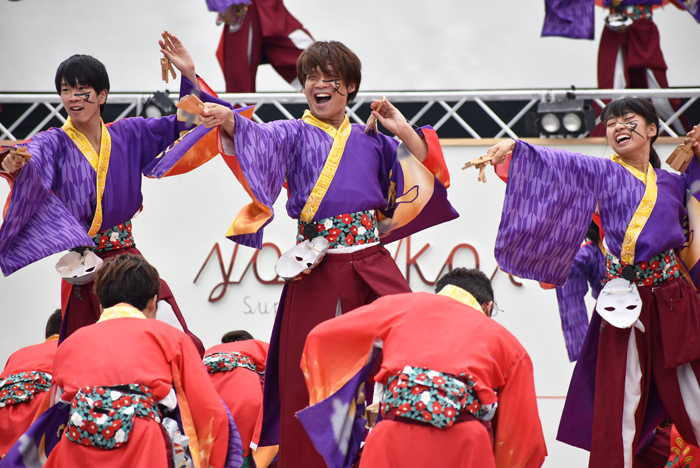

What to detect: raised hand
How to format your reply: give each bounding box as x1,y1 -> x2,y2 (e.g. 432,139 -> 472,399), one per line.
685,125 -> 700,159
159,31 -> 197,85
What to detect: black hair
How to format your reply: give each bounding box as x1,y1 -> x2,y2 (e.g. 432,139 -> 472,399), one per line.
55,55 -> 110,114
600,98 -> 660,169
585,220 -> 601,245
93,254 -> 161,312
221,330 -> 254,343
45,309 -> 63,339
434,268 -> 494,304
297,41 -> 362,104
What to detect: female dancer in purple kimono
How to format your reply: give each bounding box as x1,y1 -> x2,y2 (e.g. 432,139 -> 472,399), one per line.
485,98 -> 700,468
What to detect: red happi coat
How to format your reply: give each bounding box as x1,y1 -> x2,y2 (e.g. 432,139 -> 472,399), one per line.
205,340 -> 269,457
0,337 -> 57,457
302,291 -> 547,468
45,317 -> 229,468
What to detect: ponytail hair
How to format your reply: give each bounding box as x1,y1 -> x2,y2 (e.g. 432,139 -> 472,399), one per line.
600,98 -> 660,168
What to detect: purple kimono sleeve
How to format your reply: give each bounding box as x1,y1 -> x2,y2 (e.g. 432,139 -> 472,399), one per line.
680,156 -> 700,288
0,131 -> 94,276
555,242 -> 606,362
224,114 -> 300,249
541,0 -> 595,39
495,140 -> 609,286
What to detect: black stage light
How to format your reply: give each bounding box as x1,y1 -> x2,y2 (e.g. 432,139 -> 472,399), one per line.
142,91 -> 176,119
525,99 -> 596,137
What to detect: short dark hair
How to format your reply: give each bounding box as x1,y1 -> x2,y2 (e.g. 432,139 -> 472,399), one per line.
93,254 -> 161,311
435,268 -> 494,304
45,309 -> 63,339
297,41 -> 362,104
600,97 -> 660,169
55,54 -> 110,114
221,330 -> 254,343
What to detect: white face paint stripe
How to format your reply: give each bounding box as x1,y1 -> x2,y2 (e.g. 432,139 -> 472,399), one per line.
677,363 -> 700,442
622,330 -> 643,468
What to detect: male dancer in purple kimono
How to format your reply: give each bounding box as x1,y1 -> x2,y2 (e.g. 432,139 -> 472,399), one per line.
198,41 -> 458,467
0,32 -> 224,355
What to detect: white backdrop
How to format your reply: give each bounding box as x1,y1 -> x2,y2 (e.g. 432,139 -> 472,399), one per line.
0,138 -> 687,467
0,0 -> 698,93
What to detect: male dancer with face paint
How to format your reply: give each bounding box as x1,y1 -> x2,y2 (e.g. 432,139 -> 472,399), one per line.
197,40 -> 458,467
0,32 -> 226,354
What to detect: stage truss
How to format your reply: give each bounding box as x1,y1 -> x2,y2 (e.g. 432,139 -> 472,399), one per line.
1,88 -> 698,141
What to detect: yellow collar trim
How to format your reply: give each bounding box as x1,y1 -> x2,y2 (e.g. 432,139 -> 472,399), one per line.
45,334 -> 59,342
438,285 -> 484,314
98,303 -> 147,322
299,110 -> 352,223
612,154 -> 657,264
62,117 -> 112,237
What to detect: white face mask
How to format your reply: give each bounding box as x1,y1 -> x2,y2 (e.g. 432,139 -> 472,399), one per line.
595,278 -> 645,332
275,237 -> 330,282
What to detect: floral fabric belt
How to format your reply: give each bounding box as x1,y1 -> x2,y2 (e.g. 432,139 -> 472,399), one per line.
0,371 -> 52,408
296,210 -> 380,249
605,249 -> 680,287
204,351 -> 262,375
609,4 -> 653,21
66,384 -> 161,450
381,365 -> 496,429
92,220 -> 135,254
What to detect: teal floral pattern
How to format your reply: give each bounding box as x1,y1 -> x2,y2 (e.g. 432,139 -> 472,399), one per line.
297,210 -> 380,249
93,220 -> 135,253
0,371 -> 52,407
382,365 -> 494,429
66,384 -> 161,450
605,249 -> 680,287
204,352 -> 261,375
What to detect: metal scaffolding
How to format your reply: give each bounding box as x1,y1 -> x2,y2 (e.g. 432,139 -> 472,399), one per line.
1,88 -> 698,141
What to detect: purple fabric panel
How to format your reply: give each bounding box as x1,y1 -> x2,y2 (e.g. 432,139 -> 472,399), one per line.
206,0 -> 250,14
0,129 -> 95,276
258,283 -> 286,447
296,348 -> 380,468
223,401 -> 244,468
1,401 -> 70,467
284,122 -> 334,218
99,115 -> 180,229
230,115 -> 323,248
630,170 -> 687,263
683,156 -> 700,286
313,125 -> 397,221
495,141 -> 608,286
680,2 -> 700,23
542,0 -> 594,39
555,242 -> 606,362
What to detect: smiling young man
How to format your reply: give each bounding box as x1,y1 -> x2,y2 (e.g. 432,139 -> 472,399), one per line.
196,40 -> 458,467
0,33 -> 219,355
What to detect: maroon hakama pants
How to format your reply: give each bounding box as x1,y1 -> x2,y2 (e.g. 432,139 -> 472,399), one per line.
277,245 -> 412,468
589,277 -> 700,468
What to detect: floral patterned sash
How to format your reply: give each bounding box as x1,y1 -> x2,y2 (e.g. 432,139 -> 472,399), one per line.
382,365 -> 496,429
0,371 -> 52,407
296,210 -> 380,249
66,384 -> 161,450
605,249 -> 680,287
92,220 -> 135,253
203,351 -> 262,375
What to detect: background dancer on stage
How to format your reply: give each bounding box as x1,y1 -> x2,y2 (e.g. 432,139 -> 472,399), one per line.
0,32 -> 222,355
485,98 -> 700,468
0,309 -> 61,458
297,268 -> 547,468
196,40 -> 458,467
204,332 -> 274,468
207,0 -> 314,93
